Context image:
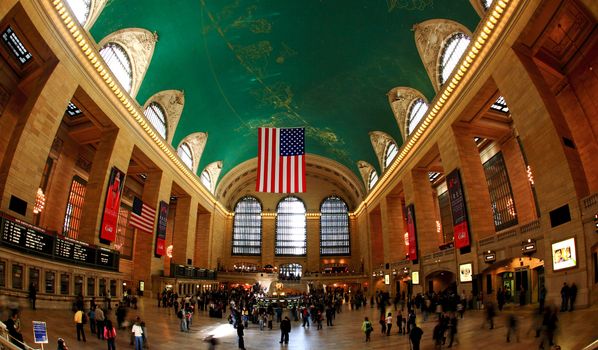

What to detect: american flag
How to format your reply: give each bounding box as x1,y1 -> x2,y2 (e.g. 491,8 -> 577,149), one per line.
129,196 -> 156,234
256,127 -> 306,193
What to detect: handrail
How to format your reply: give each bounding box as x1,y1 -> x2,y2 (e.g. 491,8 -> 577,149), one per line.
0,322 -> 40,350
581,339 -> 598,350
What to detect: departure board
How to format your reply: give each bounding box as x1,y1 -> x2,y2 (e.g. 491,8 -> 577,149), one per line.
0,213 -> 119,271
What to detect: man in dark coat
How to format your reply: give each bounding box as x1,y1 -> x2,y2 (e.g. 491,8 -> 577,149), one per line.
237,323 -> 245,349
410,324 -> 424,350
280,316 -> 291,344
560,283 -> 569,312
569,283 -> 577,311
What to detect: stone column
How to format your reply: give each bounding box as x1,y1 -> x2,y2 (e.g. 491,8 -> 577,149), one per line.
0,62 -> 77,220
261,216 -> 275,268
194,210 -> 212,268
500,135 -> 537,224
403,168 -> 438,256
385,195 -> 407,262
172,194 -> 198,265
78,129 -> 134,244
306,216 -> 320,273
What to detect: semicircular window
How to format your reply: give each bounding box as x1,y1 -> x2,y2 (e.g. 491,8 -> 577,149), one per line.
177,142 -> 193,170
368,170 -> 378,190
99,42 -> 133,93
143,102 -> 167,139
481,0 -> 493,11
407,99 -> 429,136
439,33 -> 471,86
232,196 -> 262,256
276,197 -> 306,256
200,169 -> 211,190
320,196 -> 350,256
384,142 -> 398,170
65,0 -> 91,26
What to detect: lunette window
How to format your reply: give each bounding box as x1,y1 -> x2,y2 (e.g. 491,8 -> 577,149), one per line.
178,143 -> 194,170
200,170 -> 211,190
320,196 -> 350,256
384,142 -> 398,170
407,99 -> 428,136
368,170 -> 378,190
439,33 -> 471,86
99,42 -> 133,93
143,102 -> 167,139
275,197 -> 306,256
63,176 -> 87,239
232,197 -> 262,256
64,0 -> 92,26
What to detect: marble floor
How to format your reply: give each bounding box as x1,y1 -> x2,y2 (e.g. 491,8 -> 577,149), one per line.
9,299 -> 598,350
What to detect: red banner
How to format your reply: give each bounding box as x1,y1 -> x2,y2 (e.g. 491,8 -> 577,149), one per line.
406,204 -> 418,261
99,167 -> 125,242
446,169 -> 470,249
154,201 -> 168,257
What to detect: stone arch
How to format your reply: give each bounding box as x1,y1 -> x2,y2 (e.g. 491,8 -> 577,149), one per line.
178,132 -> 208,174
98,28 -> 158,98
357,161 -> 377,191
202,161 -> 223,194
369,131 -> 398,172
83,0 -> 109,30
413,19 -> 473,92
142,90 -> 185,144
387,87 -> 428,139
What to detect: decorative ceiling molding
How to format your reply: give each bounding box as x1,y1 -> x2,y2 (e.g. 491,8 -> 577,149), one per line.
413,19 -> 473,92
98,28 -> 157,98
83,0 -> 108,31
387,87 -> 428,140
369,131 -> 397,172
202,161 -> 223,194
357,161 -> 376,192
142,90 -> 185,144
178,132 -> 207,174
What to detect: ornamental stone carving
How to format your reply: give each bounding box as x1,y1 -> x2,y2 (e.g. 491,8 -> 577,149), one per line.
178,132 -> 208,174
369,131 -> 397,172
387,87 -> 428,139
203,161 -> 223,194
98,28 -> 158,98
413,19 -> 472,92
357,161 -> 376,191
143,90 -> 185,144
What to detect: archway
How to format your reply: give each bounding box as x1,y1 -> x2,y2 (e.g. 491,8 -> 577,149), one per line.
425,270 -> 456,294
481,257 -> 544,305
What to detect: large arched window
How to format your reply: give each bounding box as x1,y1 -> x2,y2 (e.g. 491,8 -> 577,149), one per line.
439,33 -> 471,86
407,98 -> 429,136
232,197 -> 262,256
177,142 -> 194,170
200,169 -> 211,190
320,196 -> 350,256
99,42 -> 133,93
383,142 -> 398,170
65,0 -> 91,26
279,263 -> 302,280
368,170 -> 378,190
143,102 -> 167,139
275,197 -> 306,256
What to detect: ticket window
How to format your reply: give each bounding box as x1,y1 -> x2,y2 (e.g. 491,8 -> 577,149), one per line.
110,280 -> 116,297
29,267 -> 40,292
45,271 -> 55,294
60,273 -> 70,295
99,279 -> 106,296
0,261 -> 6,287
12,264 -> 23,290
87,277 -> 95,297
74,275 -> 84,296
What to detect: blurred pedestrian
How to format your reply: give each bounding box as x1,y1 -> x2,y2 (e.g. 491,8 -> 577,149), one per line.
506,313 -> 519,343
362,317 -> 373,342
410,324 -> 424,350
57,337 -> 69,350
236,322 -> 245,350
569,283 -> 577,311
104,320 -> 116,350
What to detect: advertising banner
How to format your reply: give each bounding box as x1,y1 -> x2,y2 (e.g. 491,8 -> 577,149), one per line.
155,201 -> 169,257
99,167 -> 125,242
446,169 -> 471,248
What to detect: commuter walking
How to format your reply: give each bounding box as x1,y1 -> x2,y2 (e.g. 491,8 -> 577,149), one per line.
104,320 -> 117,350
280,316 -> 291,344
385,312 -> 393,336
236,323 -> 245,350
410,324 -> 424,350
132,319 -> 144,350
362,317 -> 373,342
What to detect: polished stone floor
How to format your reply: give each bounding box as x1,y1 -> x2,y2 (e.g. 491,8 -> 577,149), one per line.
10,298 -> 598,350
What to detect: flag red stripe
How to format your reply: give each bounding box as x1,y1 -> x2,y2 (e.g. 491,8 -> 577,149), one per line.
256,127 -> 305,193
256,127 -> 262,191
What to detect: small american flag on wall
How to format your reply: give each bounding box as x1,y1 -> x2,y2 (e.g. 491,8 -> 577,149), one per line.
256,127 -> 306,193
129,196 -> 156,234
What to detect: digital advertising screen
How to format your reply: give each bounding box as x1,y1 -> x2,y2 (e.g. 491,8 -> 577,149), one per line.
459,262 -> 473,282
552,238 -> 577,271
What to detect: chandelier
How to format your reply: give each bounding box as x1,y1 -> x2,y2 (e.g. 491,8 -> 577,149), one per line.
33,188 -> 46,214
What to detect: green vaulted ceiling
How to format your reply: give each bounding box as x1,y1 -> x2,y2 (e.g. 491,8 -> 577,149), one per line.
90,0 -> 480,185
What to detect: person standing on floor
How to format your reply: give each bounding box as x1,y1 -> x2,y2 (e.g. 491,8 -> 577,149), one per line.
236,322 -> 245,350
96,306 -> 105,340
74,307 -> 86,342
280,316 -> 291,344
104,320 -> 117,350
539,286 -> 547,314
447,312 -> 459,347
410,324 -> 424,350
131,319 -> 144,350
362,316 -> 373,342
385,312 -> 393,336
569,283 -> 577,311
28,282 -> 37,310
560,283 -> 569,312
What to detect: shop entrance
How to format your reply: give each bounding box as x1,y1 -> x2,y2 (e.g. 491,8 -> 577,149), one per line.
425,270 -> 455,294
483,257 -> 544,305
